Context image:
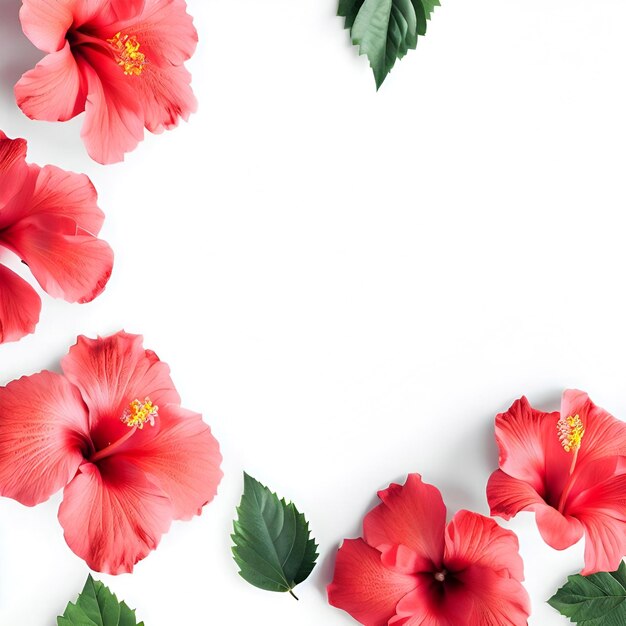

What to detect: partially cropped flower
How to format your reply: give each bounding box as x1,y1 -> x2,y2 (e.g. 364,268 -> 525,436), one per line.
487,390 -> 626,575
15,0 -> 198,164
0,331 -> 223,574
328,474 -> 530,626
0,131 -> 112,344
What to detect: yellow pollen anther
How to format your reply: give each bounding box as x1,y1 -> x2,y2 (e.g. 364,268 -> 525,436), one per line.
121,398 -> 158,429
557,414 -> 585,452
107,32 -> 146,76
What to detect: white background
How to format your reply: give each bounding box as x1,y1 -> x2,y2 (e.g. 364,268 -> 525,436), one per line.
1,0 -> 625,623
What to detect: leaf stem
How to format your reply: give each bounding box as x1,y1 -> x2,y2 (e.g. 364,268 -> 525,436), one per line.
289,589 -> 299,601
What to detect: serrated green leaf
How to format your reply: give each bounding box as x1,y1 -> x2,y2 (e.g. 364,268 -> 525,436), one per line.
231,473 -> 318,598
57,575 -> 144,626
421,0 -> 440,20
548,562 -> 626,625
339,0 -> 440,88
338,0 -> 364,29
411,0 -> 428,37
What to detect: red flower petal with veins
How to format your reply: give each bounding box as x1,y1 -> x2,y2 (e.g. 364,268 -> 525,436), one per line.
364,474 -> 446,574
126,406 -> 223,520
328,474 -> 530,626
487,390 -> 626,574
0,371 -> 89,506
59,459 -> 173,574
0,265 -> 41,344
0,133 -> 28,207
16,0 -> 198,164
0,132 -> 113,344
328,538 -> 419,626
61,332 -> 181,435
0,331 -> 223,574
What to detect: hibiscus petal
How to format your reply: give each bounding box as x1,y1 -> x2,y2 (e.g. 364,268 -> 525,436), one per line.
78,49 -> 144,164
487,469 -> 584,550
327,538 -> 418,626
391,608 -> 445,624
61,332 -> 181,449
449,566 -> 531,626
111,0 -> 146,20
0,371 -> 89,506
390,564 -> 530,626
0,264 -> 41,344
562,389 -> 626,464
0,132 -> 29,209
19,0 -> 73,53
494,396 -> 570,501
388,584 -> 447,626
92,0 -> 198,136
363,474 -> 446,573
578,512 -> 626,576
72,0 -> 146,28
0,167 -> 39,232
1,218 -> 113,303
58,458 -> 172,574
134,63 -> 196,133
111,0 -> 197,67
444,510 -> 524,581
123,406 -> 222,519
380,545 -> 432,576
26,164 -> 104,234
566,457 -> 626,574
15,43 -> 86,123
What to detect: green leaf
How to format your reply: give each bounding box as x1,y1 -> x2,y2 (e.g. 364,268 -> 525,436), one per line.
338,0 -> 363,29
231,472 -> 318,599
421,0 -> 440,20
57,575 -> 144,626
548,562 -> 626,625
338,0 -> 440,89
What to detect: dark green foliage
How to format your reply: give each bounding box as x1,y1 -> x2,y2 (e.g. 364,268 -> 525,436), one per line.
57,575 -> 144,626
548,562 -> 626,625
339,0 -> 441,88
231,473 -> 318,598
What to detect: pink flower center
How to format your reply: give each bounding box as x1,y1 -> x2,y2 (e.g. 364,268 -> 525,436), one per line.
434,570 -> 446,582
120,397 -> 158,429
107,32 -> 146,76
88,398 -> 157,463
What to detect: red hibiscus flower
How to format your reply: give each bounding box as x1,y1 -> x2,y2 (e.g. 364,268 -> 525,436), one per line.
487,390 -> 626,575
328,474 -> 530,626
15,0 -> 198,164
0,331 -> 223,574
0,131 -> 112,344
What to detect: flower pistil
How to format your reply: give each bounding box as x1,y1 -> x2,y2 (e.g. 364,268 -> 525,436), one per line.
121,398 -> 158,429
107,32 -> 146,76
558,414 -> 584,453
557,413 -> 585,510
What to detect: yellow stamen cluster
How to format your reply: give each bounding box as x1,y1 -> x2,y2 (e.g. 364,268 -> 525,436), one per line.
557,414 -> 584,452
107,32 -> 146,76
121,398 -> 158,429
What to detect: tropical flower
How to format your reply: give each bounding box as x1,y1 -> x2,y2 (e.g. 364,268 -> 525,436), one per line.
15,0 -> 198,164
0,131 -> 112,344
0,331 -> 223,574
487,390 -> 626,575
328,473 -> 530,626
